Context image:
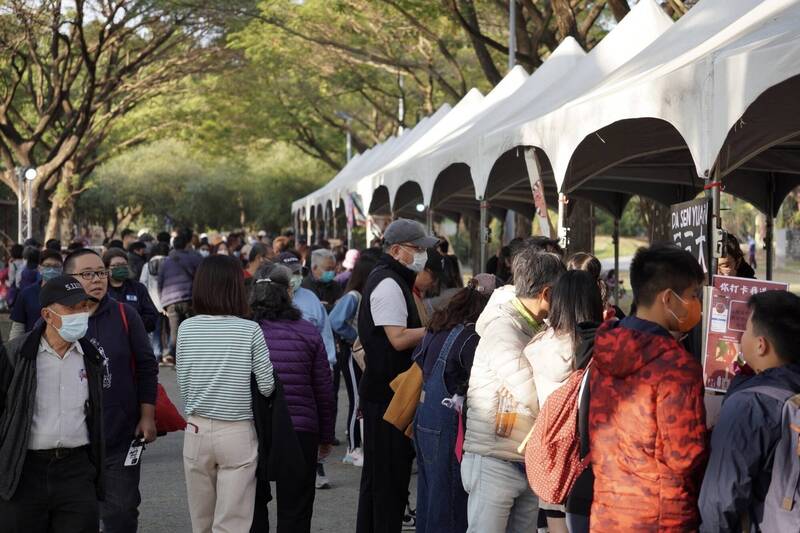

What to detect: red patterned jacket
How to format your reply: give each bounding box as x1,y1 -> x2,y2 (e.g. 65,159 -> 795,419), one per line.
588,317 -> 708,532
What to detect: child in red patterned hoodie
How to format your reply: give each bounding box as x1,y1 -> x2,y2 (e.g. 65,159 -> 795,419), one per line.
588,244 -> 709,532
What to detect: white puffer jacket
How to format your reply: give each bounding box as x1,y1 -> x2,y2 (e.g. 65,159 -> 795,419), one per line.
463,298 -> 542,462
524,328 -> 576,408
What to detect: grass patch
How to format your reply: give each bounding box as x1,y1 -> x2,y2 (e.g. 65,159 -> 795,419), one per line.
594,235 -> 648,260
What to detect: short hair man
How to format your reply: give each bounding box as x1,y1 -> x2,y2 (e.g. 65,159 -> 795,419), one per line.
0,276 -> 105,532
120,229 -> 136,251
63,248 -> 158,531
246,243 -> 269,279
356,219 -> 439,532
127,241 -> 148,281
461,249 -> 565,532
588,244 -> 708,531
158,234 -> 202,358
9,250 -> 64,338
699,291 -> 800,532
303,248 -> 342,313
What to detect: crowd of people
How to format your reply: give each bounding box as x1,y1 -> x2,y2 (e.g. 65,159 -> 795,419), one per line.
0,219 -> 798,533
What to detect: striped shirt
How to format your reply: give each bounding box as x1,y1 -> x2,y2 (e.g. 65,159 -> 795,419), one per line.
176,315 -> 274,421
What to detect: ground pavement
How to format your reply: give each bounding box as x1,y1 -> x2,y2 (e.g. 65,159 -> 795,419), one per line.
140,367 -> 416,532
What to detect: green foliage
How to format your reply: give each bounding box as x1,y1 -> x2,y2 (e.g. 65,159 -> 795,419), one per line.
77,139 -> 327,234
594,196 -> 648,237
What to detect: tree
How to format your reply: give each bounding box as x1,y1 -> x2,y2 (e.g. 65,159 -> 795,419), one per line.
0,1 -> 224,240
76,138 -> 327,235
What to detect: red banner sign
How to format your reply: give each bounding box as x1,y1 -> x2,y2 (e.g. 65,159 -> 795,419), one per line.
703,275 -> 788,393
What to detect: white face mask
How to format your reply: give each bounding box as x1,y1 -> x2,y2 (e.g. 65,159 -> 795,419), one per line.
408,251 -> 428,273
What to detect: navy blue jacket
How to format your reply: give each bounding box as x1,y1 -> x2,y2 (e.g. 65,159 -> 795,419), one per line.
108,279 -> 160,333
158,249 -> 202,308
9,283 -> 41,332
87,295 -> 158,452
699,363 -> 800,532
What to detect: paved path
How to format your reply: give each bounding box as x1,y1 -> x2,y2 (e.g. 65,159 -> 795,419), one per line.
140,368 -> 412,532
599,255 -> 632,273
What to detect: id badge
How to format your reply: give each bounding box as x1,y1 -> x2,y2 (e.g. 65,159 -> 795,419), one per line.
124,439 -> 145,467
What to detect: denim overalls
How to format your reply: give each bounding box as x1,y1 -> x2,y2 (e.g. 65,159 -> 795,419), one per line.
413,325 -> 468,533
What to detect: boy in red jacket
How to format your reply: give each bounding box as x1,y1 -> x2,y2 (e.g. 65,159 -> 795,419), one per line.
588,244 -> 708,532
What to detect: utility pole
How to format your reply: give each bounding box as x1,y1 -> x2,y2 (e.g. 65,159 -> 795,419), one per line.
509,1 -> 517,71
16,166 -> 37,242
398,73 -> 405,135
336,111 -> 353,162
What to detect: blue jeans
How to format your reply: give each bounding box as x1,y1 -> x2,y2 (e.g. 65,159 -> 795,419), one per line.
100,446 -> 141,533
414,326 -> 468,533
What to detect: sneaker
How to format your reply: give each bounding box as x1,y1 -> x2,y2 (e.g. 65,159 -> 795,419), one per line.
343,448 -> 364,467
402,505 -> 416,530
315,462 -> 330,489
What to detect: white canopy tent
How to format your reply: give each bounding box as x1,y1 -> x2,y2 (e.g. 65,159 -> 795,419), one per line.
293,0 -> 800,279
291,103 -> 452,239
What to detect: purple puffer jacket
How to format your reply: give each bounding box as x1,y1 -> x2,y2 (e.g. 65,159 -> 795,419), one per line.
258,318 -> 335,443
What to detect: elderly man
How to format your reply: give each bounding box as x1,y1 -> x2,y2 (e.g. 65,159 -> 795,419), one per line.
302,248 -> 343,312
0,276 -> 105,532
356,219 -> 439,533
461,247 -> 565,533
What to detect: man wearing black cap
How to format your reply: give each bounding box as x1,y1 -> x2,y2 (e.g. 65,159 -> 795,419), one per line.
356,218 -> 438,533
0,276 -> 106,532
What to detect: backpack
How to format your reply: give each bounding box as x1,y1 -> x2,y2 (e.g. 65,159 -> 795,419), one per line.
524,362 -> 592,505
754,386 -> 800,532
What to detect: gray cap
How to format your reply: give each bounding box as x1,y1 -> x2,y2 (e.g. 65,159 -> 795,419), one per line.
383,218 -> 439,248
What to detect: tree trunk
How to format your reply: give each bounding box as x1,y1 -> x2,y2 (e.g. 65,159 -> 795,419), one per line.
640,198 -> 672,243
515,211 -> 531,239
44,197 -> 62,242
566,198 -> 594,256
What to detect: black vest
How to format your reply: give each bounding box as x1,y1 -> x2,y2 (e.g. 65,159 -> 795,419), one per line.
357,254 -> 421,403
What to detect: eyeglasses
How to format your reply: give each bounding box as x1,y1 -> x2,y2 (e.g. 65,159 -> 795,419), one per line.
400,244 -> 425,253
66,270 -> 109,281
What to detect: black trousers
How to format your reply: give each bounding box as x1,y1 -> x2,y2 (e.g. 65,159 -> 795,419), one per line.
340,344 -> 363,449
251,431 -> 319,533
0,448 -> 98,533
356,401 -> 414,533
331,342 -> 347,437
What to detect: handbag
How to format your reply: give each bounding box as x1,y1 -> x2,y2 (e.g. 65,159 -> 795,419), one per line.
119,302 -> 186,434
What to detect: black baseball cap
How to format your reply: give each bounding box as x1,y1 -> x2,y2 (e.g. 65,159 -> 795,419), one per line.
40,275 -> 98,308
277,252 -> 303,274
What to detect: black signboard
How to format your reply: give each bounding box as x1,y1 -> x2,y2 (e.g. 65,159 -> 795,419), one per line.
670,198 -> 710,273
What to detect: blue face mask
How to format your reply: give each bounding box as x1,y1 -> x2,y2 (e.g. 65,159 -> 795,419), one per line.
320,270 -> 336,284
50,311 -> 90,343
40,266 -> 63,282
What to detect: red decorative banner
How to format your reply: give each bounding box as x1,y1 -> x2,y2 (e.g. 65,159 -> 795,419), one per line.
703,275 -> 788,393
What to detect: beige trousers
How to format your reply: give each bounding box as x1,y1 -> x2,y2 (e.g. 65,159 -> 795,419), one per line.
183,415 -> 258,533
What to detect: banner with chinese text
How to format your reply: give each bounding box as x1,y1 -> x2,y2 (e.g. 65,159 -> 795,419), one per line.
703,275 -> 788,392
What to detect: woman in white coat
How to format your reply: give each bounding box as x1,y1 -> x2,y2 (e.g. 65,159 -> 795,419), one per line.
523,270 -> 604,533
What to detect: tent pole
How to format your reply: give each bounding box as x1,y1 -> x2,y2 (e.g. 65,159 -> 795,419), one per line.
480,199 -> 489,272
767,173 -> 776,280
557,193 -> 568,249
710,166 -> 722,281
613,218 -> 620,305
426,207 -> 434,234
